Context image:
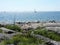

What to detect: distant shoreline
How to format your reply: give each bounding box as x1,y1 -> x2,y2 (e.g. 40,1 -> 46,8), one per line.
0,20 -> 60,25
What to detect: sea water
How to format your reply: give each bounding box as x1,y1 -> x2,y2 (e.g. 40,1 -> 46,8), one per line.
0,11 -> 60,23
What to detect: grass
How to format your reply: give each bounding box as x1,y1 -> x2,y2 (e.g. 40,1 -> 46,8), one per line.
34,28 -> 60,41
5,25 -> 21,32
0,29 -> 3,33
4,32 -> 45,45
0,41 -> 5,45
3,25 -> 60,45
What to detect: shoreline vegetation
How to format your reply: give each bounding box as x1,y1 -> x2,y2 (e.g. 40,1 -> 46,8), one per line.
34,27 -> 60,41
0,21 -> 60,45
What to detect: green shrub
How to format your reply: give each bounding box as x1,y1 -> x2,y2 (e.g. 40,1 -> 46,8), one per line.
0,29 -> 3,33
5,25 -> 21,32
34,28 -> 60,41
10,33 -> 44,45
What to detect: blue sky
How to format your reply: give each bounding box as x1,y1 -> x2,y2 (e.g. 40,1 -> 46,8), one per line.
0,0 -> 60,12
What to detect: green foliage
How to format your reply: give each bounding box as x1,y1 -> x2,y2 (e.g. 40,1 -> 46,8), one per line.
3,26 -> 45,45
18,42 -> 37,45
4,39 -> 13,44
0,41 -> 5,45
0,29 -> 3,33
4,33 -> 44,45
5,25 -> 21,32
34,28 -> 60,41
36,26 -> 45,30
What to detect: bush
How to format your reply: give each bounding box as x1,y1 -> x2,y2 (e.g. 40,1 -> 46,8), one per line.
34,28 -> 60,41
5,25 -> 21,32
10,33 -> 44,45
0,29 -> 3,33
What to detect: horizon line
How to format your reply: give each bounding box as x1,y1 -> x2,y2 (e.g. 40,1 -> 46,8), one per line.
0,11 -> 60,12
